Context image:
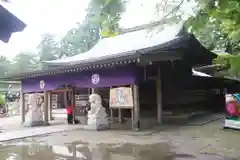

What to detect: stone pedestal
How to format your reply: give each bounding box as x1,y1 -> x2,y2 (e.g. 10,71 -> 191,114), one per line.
86,115 -> 109,130
85,94 -> 109,131
24,109 -> 44,127
24,94 -> 44,127
76,116 -> 87,125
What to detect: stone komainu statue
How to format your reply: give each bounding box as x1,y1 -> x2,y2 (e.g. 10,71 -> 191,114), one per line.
86,94 -> 109,130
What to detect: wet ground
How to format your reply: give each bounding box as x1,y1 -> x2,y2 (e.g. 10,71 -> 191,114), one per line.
0,119 -> 239,160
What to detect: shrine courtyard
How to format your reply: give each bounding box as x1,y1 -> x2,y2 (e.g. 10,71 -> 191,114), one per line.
0,118 -> 239,160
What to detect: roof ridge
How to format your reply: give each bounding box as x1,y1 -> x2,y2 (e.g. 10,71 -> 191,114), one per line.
119,20 -> 172,34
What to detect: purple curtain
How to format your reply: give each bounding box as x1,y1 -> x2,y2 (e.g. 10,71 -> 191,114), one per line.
22,67 -> 138,93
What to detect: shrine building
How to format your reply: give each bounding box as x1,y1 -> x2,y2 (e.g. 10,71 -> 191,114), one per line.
2,22 -> 240,130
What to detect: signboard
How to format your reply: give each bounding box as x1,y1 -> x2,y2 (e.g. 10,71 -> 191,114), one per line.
109,87 -> 133,108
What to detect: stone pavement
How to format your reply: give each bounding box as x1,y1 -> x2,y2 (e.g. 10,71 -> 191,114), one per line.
17,119 -> 239,159
0,109 -> 67,132
0,117 -> 156,142
1,114 -> 240,159
0,119 -> 235,159
0,123 -> 85,142
0,116 -> 22,132
0,116 -> 239,159
0,112 -> 84,142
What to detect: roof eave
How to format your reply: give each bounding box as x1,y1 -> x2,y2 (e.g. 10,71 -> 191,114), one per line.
0,52 -> 141,80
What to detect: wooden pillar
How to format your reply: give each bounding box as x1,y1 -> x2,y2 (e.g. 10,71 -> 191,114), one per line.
20,92 -> 25,124
118,108 -> 122,123
48,92 -> 53,120
71,87 -> 76,124
156,67 -> 163,124
44,91 -> 49,125
88,88 -> 91,95
64,91 -> 68,107
132,84 -> 140,131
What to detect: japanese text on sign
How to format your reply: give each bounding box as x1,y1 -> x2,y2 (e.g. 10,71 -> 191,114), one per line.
109,87 -> 133,108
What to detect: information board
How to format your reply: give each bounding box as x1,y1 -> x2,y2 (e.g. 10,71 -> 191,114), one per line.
109,87 -> 133,108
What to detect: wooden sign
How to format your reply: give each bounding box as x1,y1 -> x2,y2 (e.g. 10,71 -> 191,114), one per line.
109,87 -> 133,108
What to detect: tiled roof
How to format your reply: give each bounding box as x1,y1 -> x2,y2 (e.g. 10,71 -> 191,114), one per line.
45,23 -> 184,65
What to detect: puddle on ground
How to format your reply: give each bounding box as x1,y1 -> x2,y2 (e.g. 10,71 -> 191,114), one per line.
0,141 -> 235,160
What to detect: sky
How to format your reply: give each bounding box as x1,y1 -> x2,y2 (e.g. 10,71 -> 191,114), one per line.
0,0 -> 90,59
0,0 -> 196,60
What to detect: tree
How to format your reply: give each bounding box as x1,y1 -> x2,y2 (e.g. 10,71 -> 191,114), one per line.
10,52 -> 38,74
185,0 -> 240,76
60,22 -> 100,57
186,18 -> 224,50
0,53 -> 39,76
59,0 -> 127,57
87,0 -> 127,37
0,56 -> 10,76
37,33 -> 61,61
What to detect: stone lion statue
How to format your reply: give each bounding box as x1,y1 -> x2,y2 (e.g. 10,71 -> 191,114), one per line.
86,93 -> 109,130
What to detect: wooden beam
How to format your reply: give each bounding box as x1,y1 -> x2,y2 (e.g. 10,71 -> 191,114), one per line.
139,51 -> 183,65
51,88 -> 72,93
194,64 -> 223,70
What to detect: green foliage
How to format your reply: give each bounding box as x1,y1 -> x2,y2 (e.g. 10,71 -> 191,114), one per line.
0,52 -> 39,76
9,52 -> 38,75
0,94 -> 4,105
186,0 -> 240,76
46,0 -> 126,57
37,34 -> 60,61
60,0 -> 126,57
60,22 -> 100,57
0,56 -> 10,77
87,0 -> 126,37
192,0 -> 240,45
214,54 -> 240,76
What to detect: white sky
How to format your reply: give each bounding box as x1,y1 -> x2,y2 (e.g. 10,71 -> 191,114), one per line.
0,0 -> 195,60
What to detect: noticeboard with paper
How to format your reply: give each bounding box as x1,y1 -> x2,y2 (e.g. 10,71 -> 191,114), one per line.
109,87 -> 133,108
